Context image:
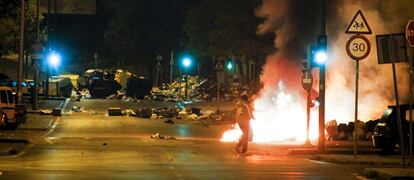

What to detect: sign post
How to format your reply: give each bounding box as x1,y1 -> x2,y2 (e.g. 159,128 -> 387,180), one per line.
155,54 -> 163,87
31,40 -> 43,110
302,70 -> 313,145
215,61 -> 224,114
345,10 -> 372,160
406,20 -> 414,158
375,32 -> 408,167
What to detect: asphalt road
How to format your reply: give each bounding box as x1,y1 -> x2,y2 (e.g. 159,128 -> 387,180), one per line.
0,100 -> 372,179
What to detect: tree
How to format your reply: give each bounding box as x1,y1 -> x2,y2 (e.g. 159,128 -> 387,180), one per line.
183,0 -> 273,83
0,0 -> 40,55
102,0 -> 193,77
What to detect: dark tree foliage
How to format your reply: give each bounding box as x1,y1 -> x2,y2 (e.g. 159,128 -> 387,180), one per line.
0,0 -> 39,55
183,0 -> 273,63
102,0 -> 193,75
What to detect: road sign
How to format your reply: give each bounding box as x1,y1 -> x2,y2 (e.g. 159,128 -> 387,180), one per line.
376,33 -> 407,64
156,54 -> 163,61
30,40 -> 43,60
215,61 -> 224,71
407,20 -> 414,47
346,35 -> 371,61
345,10 -> 372,34
301,71 -> 313,92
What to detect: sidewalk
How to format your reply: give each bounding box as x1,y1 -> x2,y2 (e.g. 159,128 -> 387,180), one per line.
310,154 -> 413,165
364,168 -> 414,179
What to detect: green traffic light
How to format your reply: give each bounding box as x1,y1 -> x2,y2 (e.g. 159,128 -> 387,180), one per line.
226,61 -> 233,70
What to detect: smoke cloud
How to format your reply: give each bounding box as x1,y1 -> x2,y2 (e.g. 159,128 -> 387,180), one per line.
255,0 -> 414,123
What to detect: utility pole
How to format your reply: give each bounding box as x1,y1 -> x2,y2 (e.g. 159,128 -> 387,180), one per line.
45,0 -> 51,97
32,0 -> 41,110
318,0 -> 327,152
17,0 -> 25,104
170,51 -> 174,84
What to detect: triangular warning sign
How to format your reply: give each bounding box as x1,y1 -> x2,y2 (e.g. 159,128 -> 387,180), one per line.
345,10 -> 372,34
215,61 -> 224,71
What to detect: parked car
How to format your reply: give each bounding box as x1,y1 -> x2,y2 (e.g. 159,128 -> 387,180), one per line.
372,104 -> 414,154
0,86 -> 19,129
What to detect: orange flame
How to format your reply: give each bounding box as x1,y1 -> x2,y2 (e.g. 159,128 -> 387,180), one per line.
221,81 -> 319,144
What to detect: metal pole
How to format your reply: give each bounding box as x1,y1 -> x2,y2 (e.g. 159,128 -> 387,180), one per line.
17,0 -> 25,104
45,0 -> 51,98
217,82 -> 220,114
354,60 -> 359,159
170,51 -> 174,84
185,75 -> 188,101
33,0 -> 40,110
390,35 -> 406,168
179,68 -> 182,99
318,0 -> 326,152
409,48 -> 414,158
155,63 -> 159,87
306,91 -> 311,145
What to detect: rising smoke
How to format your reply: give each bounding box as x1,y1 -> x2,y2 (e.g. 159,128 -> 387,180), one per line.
255,0 -> 414,123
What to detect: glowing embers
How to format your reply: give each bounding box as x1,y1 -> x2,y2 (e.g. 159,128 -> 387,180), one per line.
221,81 -> 318,144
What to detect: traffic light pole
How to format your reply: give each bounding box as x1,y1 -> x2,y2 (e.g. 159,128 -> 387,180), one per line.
317,0 -> 326,152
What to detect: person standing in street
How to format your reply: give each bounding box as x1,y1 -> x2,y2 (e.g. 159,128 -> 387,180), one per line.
235,95 -> 253,154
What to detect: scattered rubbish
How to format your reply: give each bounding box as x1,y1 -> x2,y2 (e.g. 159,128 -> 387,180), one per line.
123,109 -> 136,116
164,119 -> 175,124
8,149 -> 17,155
52,108 -> 62,116
71,106 -> 84,112
150,133 -> 176,140
108,108 -> 122,116
135,108 -> 152,118
40,110 -> 52,115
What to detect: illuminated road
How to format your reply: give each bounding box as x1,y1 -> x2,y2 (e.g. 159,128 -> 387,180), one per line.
0,111 -> 367,179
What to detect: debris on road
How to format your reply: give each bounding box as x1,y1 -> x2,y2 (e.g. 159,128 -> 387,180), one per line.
164,119 -> 175,124
71,106 -> 84,113
150,133 -> 176,140
40,110 -> 52,115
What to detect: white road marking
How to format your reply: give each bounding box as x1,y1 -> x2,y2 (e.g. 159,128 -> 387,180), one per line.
308,159 -> 333,165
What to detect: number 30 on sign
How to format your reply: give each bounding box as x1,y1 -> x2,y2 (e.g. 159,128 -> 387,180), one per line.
346,34 -> 371,61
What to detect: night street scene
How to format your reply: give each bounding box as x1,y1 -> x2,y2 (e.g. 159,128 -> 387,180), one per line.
0,0 -> 414,179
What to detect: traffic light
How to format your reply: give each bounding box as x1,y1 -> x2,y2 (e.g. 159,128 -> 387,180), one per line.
226,58 -> 234,72
47,51 -> 61,68
313,35 -> 327,65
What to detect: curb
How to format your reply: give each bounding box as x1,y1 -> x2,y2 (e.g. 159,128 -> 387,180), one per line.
309,155 -> 414,166
364,168 -> 414,180
0,138 -> 30,144
288,148 -> 380,155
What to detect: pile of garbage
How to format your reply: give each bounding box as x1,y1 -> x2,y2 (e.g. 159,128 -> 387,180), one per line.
325,119 -> 380,141
80,69 -> 152,100
148,76 -> 210,102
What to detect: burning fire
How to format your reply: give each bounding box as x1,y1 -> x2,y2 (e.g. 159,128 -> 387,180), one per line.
221,81 -> 318,144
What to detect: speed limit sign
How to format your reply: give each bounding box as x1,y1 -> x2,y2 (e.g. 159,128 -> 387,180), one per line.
346,34 -> 371,61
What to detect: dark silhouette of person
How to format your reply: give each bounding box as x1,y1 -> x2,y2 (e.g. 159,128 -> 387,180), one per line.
235,95 -> 253,154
